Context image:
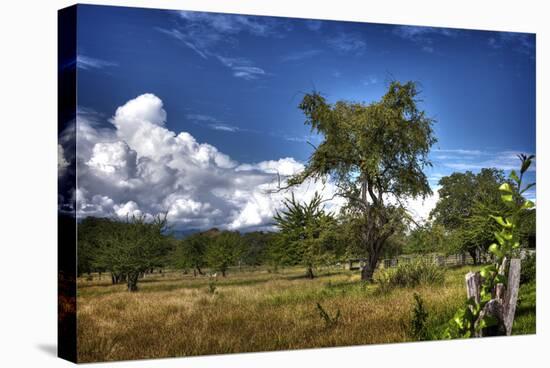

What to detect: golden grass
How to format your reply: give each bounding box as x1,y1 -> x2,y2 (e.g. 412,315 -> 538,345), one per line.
76,265 -> 531,362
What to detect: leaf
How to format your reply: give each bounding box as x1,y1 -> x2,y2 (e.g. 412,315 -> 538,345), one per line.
501,194 -> 513,202
494,232 -> 505,245
502,231 -> 513,241
489,215 -> 512,228
488,243 -> 502,258
499,183 -> 513,193
522,200 -> 535,209
520,183 -> 536,195
478,315 -> 498,330
495,274 -> 507,285
480,267 -> 494,278
521,157 -> 533,174
509,170 -> 519,182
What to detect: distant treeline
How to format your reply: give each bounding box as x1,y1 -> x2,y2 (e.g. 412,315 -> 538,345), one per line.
77,169 -> 536,292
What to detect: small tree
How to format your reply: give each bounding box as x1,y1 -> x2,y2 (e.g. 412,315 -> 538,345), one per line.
77,217 -> 113,277
272,192 -> 339,278
173,233 -> 209,276
205,231 -> 245,277
445,154 -> 535,338
94,214 -> 170,291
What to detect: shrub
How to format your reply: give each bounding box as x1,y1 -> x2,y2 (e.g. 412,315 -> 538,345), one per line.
520,252 -> 536,284
375,259 -> 445,291
409,293 -> 429,340
207,280 -> 217,294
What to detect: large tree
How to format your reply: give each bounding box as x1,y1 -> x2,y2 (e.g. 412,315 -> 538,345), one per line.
289,81 -> 436,280
430,168 -> 506,263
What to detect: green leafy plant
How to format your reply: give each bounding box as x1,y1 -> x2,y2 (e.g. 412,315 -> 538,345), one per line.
409,293 -> 429,341
520,252 -> 536,285
444,154 -> 535,338
207,280 -> 217,294
375,259 -> 445,292
316,302 -> 341,328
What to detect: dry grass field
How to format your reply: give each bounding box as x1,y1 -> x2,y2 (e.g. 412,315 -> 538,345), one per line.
76,265 -> 535,362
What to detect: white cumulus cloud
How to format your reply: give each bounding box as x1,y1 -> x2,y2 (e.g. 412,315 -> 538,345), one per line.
61,93 -> 437,231
67,94 -> 344,231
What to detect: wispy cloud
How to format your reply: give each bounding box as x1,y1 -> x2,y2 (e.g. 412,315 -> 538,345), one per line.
158,11 -> 274,79
434,148 -> 483,156
433,149 -> 536,172
305,20 -> 323,32
393,25 -> 457,53
422,45 -> 434,53
77,55 -> 118,70
217,56 -> 266,80
362,75 -> 378,86
156,28 -> 212,59
186,113 -> 240,133
327,32 -> 366,54
393,25 -> 457,41
209,124 -> 239,132
281,49 -> 323,62
178,11 -> 280,37
488,32 -> 535,57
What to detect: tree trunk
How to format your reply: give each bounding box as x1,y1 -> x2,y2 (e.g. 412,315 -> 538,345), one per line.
361,254 -> 379,281
468,249 -> 478,265
127,272 -> 139,292
111,273 -> 120,284
306,266 -> 315,279
196,267 -> 204,275
221,269 -> 226,277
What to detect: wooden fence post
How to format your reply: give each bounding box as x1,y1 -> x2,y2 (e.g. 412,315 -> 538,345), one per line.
464,258 -> 521,337
465,271 -> 481,304
503,258 -> 521,335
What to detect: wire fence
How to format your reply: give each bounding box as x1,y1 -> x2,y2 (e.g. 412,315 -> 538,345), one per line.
347,248 -> 536,271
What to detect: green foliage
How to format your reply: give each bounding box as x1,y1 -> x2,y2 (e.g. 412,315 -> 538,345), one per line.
241,231 -> 275,266
271,192 -> 341,277
172,232 -> 210,275
444,154 -> 535,338
519,208 -> 536,248
77,217 -> 116,276
409,293 -> 429,341
513,281 -> 536,335
207,280 -> 217,294
404,223 -> 446,255
316,302 -> 341,328
520,252 -> 536,285
430,168 -> 507,261
288,81 -> 436,280
375,259 -> 445,291
90,214 -> 171,291
205,231 -> 246,276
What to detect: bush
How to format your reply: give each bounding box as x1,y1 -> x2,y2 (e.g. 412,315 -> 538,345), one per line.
375,259 -> 445,291
409,293 -> 429,341
520,252 -> 536,284
207,280 -> 217,294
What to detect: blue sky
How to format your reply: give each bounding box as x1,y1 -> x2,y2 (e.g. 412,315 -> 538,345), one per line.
67,4 -> 536,229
